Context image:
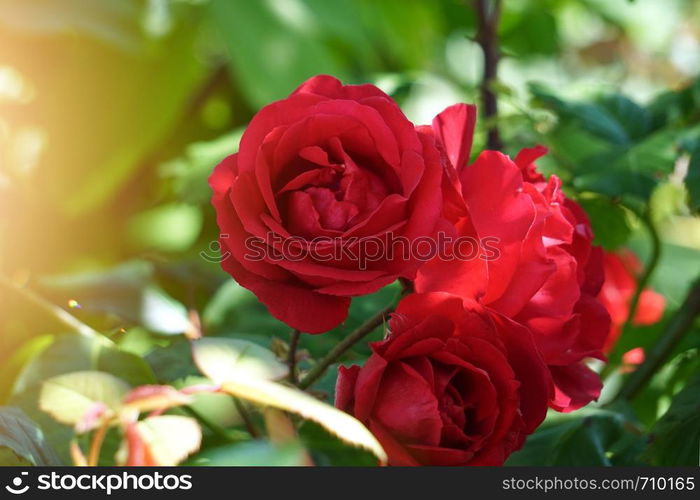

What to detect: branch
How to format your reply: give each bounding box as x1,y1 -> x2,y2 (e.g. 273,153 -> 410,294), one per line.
473,0 -> 503,150
614,276 -> 700,401
297,303 -> 395,390
623,210 -> 662,331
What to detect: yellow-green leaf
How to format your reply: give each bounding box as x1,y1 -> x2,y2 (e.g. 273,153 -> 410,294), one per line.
135,416 -> 202,466
192,338 -> 287,383
220,378 -> 386,465
39,371 -> 129,426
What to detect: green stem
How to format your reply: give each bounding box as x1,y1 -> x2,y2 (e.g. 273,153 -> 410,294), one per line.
298,302 -> 395,390
623,210 -> 662,331
601,207 -> 662,381
614,276 -> 700,402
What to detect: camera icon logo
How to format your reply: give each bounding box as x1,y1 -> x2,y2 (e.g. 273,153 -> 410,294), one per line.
5,472 -> 29,495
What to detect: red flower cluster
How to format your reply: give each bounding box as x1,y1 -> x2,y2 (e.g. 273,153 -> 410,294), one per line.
210,75 -> 612,465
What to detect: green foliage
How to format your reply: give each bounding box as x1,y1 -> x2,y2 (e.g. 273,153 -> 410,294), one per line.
578,195 -> 632,250
688,147 -> 700,213
647,371 -> 700,465
2,0 -> 700,467
9,335 -> 155,464
0,407 -> 60,466
188,440 -> 307,466
39,371 -> 130,427
507,409 -> 646,466
191,337 -> 288,383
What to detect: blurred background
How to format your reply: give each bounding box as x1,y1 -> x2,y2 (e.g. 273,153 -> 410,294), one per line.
1,0 -> 700,466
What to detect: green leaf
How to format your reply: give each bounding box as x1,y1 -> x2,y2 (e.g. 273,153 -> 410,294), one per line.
647,372 -> 700,465
202,280 -> 256,333
146,338 -> 201,383
507,409 -> 645,466
40,261 -> 191,335
501,7 -> 558,57
0,407 -> 60,466
577,196 -> 632,250
530,84 -> 630,146
175,376 -> 242,428
10,334 -> 155,464
299,421 -> 377,466
192,337 -> 288,383
188,440 -> 306,466
163,131 -> 243,206
207,0 -> 346,108
39,371 -> 130,426
597,94 -> 651,141
574,168 -> 658,202
131,415 -> 202,466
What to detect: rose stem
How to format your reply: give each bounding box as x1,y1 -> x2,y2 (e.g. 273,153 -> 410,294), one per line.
87,419 -> 111,466
232,397 -> 261,439
287,329 -> 301,384
297,303 -> 395,390
622,209 -> 662,332
601,206 -> 662,381
613,276 -> 700,402
473,0 -> 503,150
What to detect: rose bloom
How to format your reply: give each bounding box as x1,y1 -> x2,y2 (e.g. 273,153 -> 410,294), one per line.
415,104 -> 611,412
598,249 -> 666,354
210,75 -> 444,333
336,292 -> 552,466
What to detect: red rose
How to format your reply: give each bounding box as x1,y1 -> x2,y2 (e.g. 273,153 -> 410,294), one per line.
415,105 -> 611,412
335,292 -> 552,466
210,75 -> 444,333
598,249 -> 666,353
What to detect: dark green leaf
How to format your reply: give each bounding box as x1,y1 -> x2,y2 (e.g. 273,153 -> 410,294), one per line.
530,84 -> 630,146
647,371 -> 700,465
299,421 -> 378,466
597,94 -> 651,141
0,407 -> 60,466
577,196 -> 632,250
207,0 -> 346,108
507,410 -> 645,466
187,440 -> 306,466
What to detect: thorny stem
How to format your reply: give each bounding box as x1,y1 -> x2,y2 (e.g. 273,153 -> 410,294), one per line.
297,302 -> 396,390
473,0 -> 503,150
